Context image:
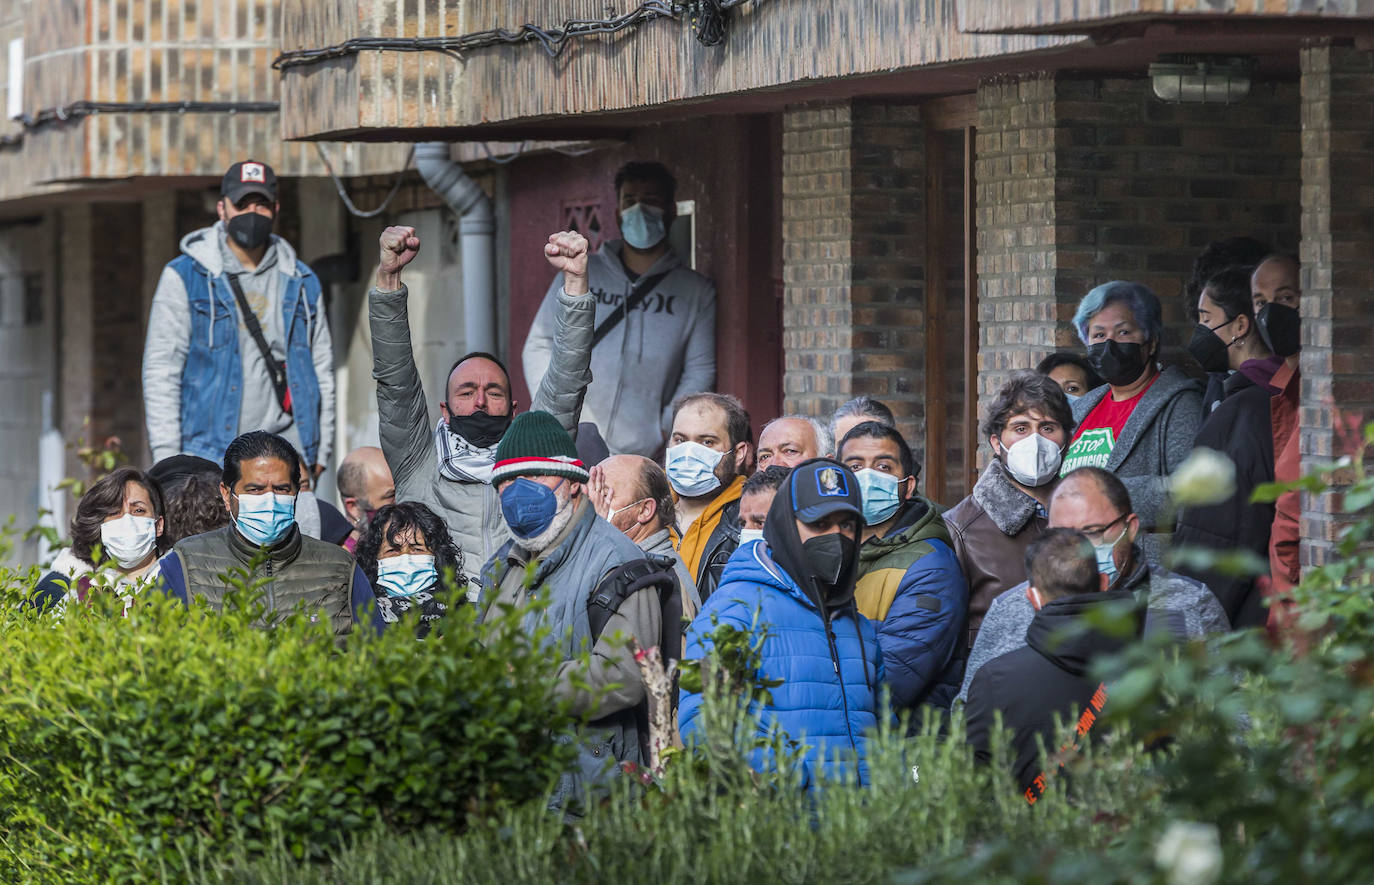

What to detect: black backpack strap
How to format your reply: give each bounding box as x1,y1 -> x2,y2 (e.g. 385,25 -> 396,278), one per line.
587,557 -> 680,659
225,273 -> 292,415
590,270 -> 672,350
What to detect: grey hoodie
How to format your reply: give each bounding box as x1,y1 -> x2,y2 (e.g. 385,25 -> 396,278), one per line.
142,223 -> 335,465
1068,365 -> 1204,542
523,240 -> 716,457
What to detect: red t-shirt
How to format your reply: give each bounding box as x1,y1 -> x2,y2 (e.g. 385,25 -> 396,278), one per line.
1060,375 -> 1158,475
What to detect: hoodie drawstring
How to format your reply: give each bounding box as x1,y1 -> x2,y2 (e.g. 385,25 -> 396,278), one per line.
851,600 -> 874,694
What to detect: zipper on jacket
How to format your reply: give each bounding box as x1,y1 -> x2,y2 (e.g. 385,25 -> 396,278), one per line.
823,617 -> 860,756
264,559 -> 276,612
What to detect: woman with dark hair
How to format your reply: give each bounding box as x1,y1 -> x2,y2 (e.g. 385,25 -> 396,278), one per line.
30,467 -> 167,614
1035,352 -> 1104,401
355,501 -> 465,637
1174,266 -> 1282,628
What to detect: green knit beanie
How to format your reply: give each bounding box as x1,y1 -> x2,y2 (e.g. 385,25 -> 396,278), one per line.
491,411 -> 589,484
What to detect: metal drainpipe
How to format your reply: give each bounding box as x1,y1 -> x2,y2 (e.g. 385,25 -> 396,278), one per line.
413,142 -> 497,355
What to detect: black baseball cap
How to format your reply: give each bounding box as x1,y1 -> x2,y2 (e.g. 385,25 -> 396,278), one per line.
787,458 -> 863,523
221,160 -> 278,204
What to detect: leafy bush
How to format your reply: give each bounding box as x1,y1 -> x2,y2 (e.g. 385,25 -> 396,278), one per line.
0,571 -> 578,882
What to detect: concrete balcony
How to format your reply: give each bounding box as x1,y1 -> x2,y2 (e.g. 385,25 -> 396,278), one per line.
276,0 -> 1078,142
957,0 -> 1374,36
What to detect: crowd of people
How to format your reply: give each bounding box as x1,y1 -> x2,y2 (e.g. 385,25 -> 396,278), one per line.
29,159 -> 1305,804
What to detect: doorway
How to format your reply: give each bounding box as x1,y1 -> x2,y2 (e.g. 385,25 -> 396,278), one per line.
921,96 -> 978,505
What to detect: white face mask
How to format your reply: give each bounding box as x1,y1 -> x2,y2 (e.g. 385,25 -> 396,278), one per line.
664,441 -> 726,498
738,528 -> 765,546
1001,433 -> 1063,488
99,514 -> 158,569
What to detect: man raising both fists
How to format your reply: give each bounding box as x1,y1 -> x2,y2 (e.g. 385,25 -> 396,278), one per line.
368,227 -> 597,588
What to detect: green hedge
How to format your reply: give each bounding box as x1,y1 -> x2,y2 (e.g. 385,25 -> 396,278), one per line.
0,572 -> 578,882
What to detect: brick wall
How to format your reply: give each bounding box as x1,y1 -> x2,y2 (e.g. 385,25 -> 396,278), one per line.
781,102 -> 856,423
1298,41 -> 1374,567
975,73 -> 1301,448
975,75 -> 1062,450
781,99 -> 927,450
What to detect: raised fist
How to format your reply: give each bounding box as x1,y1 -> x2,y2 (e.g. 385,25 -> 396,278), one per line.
377,226 -> 420,290
545,231 -> 590,296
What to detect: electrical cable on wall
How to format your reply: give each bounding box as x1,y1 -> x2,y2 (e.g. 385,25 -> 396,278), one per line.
0,100 -> 280,146
315,142 -> 416,219
272,0 -> 754,70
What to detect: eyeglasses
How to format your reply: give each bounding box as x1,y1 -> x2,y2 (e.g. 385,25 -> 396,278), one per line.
1077,513 -> 1129,546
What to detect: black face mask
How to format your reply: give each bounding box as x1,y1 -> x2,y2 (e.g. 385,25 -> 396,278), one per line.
227,212 -> 274,251
1186,320 -> 1235,375
1086,340 -> 1151,387
1256,302 -> 1301,358
802,533 -> 856,591
448,410 -> 511,449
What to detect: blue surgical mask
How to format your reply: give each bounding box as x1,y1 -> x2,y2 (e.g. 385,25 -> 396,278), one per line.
855,468 -> 903,526
234,492 -> 297,546
620,202 -> 667,250
376,554 -> 438,598
1094,523 -> 1129,584
499,478 -> 562,540
665,441 -> 725,498
738,528 -> 765,547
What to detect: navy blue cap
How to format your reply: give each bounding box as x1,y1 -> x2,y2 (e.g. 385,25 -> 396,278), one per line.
788,459 -> 863,523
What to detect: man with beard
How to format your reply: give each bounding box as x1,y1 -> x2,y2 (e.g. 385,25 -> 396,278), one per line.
679,459 -> 884,787
665,392 -> 752,601
477,411 -> 660,809
370,226 -> 595,586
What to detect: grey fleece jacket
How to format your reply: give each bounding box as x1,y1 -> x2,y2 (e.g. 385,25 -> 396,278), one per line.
523,240 -> 716,457
369,283 -> 593,581
1067,365 -> 1204,537
956,553 -> 1228,704
143,223 -> 335,465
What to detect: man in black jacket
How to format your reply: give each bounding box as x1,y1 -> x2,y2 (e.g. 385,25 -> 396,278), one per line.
965,528 -> 1139,803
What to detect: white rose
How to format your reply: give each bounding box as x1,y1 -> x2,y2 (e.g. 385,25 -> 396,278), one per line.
1154,821 -> 1223,885
1169,448 -> 1236,507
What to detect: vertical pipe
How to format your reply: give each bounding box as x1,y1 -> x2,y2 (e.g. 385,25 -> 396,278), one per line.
414,142 -> 497,356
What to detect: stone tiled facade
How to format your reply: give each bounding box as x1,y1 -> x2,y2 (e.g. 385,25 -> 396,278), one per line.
1298,41 -> 1374,567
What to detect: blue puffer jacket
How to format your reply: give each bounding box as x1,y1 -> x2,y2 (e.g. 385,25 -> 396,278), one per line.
679,540 -> 884,787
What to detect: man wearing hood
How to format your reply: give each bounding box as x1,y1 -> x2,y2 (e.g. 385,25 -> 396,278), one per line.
369,226 -> 596,586
143,160 -> 335,477
522,161 -> 716,457
964,528 -> 1134,799
838,422 -> 969,712
679,459 -> 884,788
476,411 -> 660,809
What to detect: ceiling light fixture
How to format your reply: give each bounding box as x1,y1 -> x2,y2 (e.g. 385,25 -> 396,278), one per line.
1149,54 -> 1256,104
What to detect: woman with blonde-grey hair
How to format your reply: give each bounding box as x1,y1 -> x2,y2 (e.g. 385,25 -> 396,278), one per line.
1059,281 -> 1203,550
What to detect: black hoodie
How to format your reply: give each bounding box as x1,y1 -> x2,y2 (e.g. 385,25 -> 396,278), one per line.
964,589 -> 1143,795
